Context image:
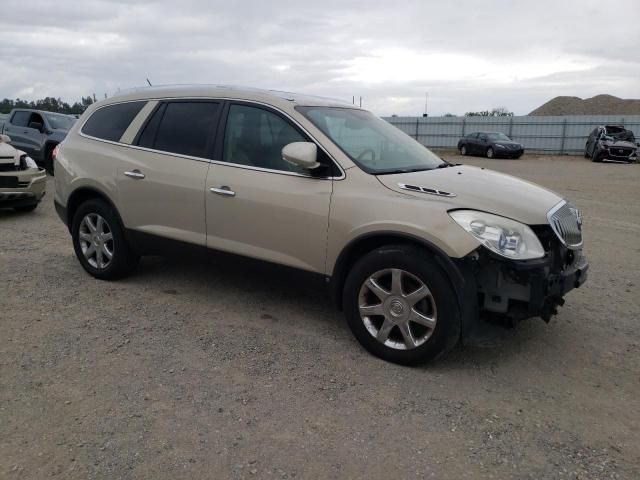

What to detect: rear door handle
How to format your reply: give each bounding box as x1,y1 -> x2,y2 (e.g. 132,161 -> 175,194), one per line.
124,170 -> 145,179
209,186 -> 235,197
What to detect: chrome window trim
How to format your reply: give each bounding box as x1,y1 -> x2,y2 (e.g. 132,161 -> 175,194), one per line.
546,200 -> 583,250
78,97 -> 346,181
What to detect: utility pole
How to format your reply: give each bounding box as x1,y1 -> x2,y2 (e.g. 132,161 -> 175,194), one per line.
423,92 -> 429,117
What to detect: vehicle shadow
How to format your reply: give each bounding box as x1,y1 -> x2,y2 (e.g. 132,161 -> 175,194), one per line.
118,252 -> 552,368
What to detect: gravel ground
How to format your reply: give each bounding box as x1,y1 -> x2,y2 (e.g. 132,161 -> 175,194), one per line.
1,154 -> 639,479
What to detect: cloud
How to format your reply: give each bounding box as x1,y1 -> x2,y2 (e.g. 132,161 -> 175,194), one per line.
1,0 -> 638,115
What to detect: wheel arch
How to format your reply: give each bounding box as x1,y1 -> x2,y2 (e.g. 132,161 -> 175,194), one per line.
329,231 -> 466,311
66,186 -> 122,233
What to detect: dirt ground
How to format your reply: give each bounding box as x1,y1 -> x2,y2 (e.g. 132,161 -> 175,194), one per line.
1,154 -> 639,479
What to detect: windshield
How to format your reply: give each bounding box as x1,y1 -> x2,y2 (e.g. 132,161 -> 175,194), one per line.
296,107 -> 444,174
44,113 -> 76,130
487,132 -> 511,141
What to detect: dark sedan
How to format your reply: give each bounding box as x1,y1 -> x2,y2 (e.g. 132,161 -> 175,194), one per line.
458,132 -> 524,159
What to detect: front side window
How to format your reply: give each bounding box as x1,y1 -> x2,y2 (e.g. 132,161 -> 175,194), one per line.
27,113 -> 44,129
223,104 -> 307,173
297,107 -> 444,174
82,101 -> 146,142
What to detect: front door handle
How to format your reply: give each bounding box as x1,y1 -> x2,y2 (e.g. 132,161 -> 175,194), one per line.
209,186 -> 235,197
124,170 -> 145,179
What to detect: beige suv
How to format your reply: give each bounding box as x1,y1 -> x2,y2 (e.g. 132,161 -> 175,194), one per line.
54,85 -> 588,365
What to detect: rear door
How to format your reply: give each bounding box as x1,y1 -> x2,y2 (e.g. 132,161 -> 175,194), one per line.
115,100 -> 221,247
204,102 -> 334,273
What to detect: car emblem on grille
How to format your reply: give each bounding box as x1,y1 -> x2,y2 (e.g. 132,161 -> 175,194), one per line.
570,207 -> 583,231
619,149 -> 624,154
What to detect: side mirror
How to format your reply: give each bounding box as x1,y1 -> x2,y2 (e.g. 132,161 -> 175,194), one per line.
282,142 -> 320,170
0,134 -> 11,143
29,122 -> 44,132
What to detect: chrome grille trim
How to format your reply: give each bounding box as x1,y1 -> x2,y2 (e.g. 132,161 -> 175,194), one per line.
547,200 -> 583,250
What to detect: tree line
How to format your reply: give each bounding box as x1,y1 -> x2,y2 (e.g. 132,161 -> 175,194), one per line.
0,96 -> 96,115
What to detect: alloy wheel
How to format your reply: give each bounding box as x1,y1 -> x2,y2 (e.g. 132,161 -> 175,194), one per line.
358,268 -> 437,350
79,213 -> 114,269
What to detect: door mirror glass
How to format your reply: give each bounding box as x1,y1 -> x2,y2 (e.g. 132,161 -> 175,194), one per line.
28,122 -> 44,132
282,142 -> 320,170
0,134 -> 11,143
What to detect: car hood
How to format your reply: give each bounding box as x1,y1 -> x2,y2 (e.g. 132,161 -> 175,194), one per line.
376,165 -> 562,225
601,139 -> 636,148
0,142 -> 18,164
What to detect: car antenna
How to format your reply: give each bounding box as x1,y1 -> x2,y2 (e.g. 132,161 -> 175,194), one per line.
146,78 -> 153,87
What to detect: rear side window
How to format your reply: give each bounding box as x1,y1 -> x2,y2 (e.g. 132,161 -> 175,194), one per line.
137,102 -> 219,158
11,111 -> 30,127
82,102 -> 145,142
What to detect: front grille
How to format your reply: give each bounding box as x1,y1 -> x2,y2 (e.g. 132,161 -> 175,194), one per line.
0,160 -> 18,171
0,176 -> 18,188
547,201 -> 582,249
609,147 -> 634,158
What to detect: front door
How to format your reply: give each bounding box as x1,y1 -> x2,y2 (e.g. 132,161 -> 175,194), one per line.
205,102 -> 333,273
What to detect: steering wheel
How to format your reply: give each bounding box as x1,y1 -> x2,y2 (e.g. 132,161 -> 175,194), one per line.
357,149 -> 376,161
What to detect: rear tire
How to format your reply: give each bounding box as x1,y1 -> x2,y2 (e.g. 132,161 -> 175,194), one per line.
460,145 -> 467,156
342,244 -> 460,365
71,199 -> 139,280
486,147 -> 494,158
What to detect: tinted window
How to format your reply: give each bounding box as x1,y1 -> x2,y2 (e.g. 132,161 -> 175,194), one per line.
149,102 -> 219,158
11,111 -> 30,127
223,104 -> 307,173
137,104 -> 165,149
82,102 -> 145,141
27,113 -> 44,128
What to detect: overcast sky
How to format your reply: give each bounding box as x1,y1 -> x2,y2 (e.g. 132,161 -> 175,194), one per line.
1,0 -> 638,116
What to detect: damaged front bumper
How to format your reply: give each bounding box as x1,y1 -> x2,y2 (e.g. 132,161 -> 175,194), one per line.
455,239 -> 589,338
0,168 -> 47,208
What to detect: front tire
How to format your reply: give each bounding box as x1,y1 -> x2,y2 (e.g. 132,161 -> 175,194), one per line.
486,147 -> 494,158
343,244 -> 460,365
71,199 -> 139,280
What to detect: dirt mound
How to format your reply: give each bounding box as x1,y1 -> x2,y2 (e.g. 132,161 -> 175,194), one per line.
529,94 -> 640,116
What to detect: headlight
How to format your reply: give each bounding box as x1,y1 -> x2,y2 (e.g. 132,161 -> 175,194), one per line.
449,210 -> 545,260
20,154 -> 38,169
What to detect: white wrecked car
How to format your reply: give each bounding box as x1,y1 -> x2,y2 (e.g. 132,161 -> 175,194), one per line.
0,134 -> 47,212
